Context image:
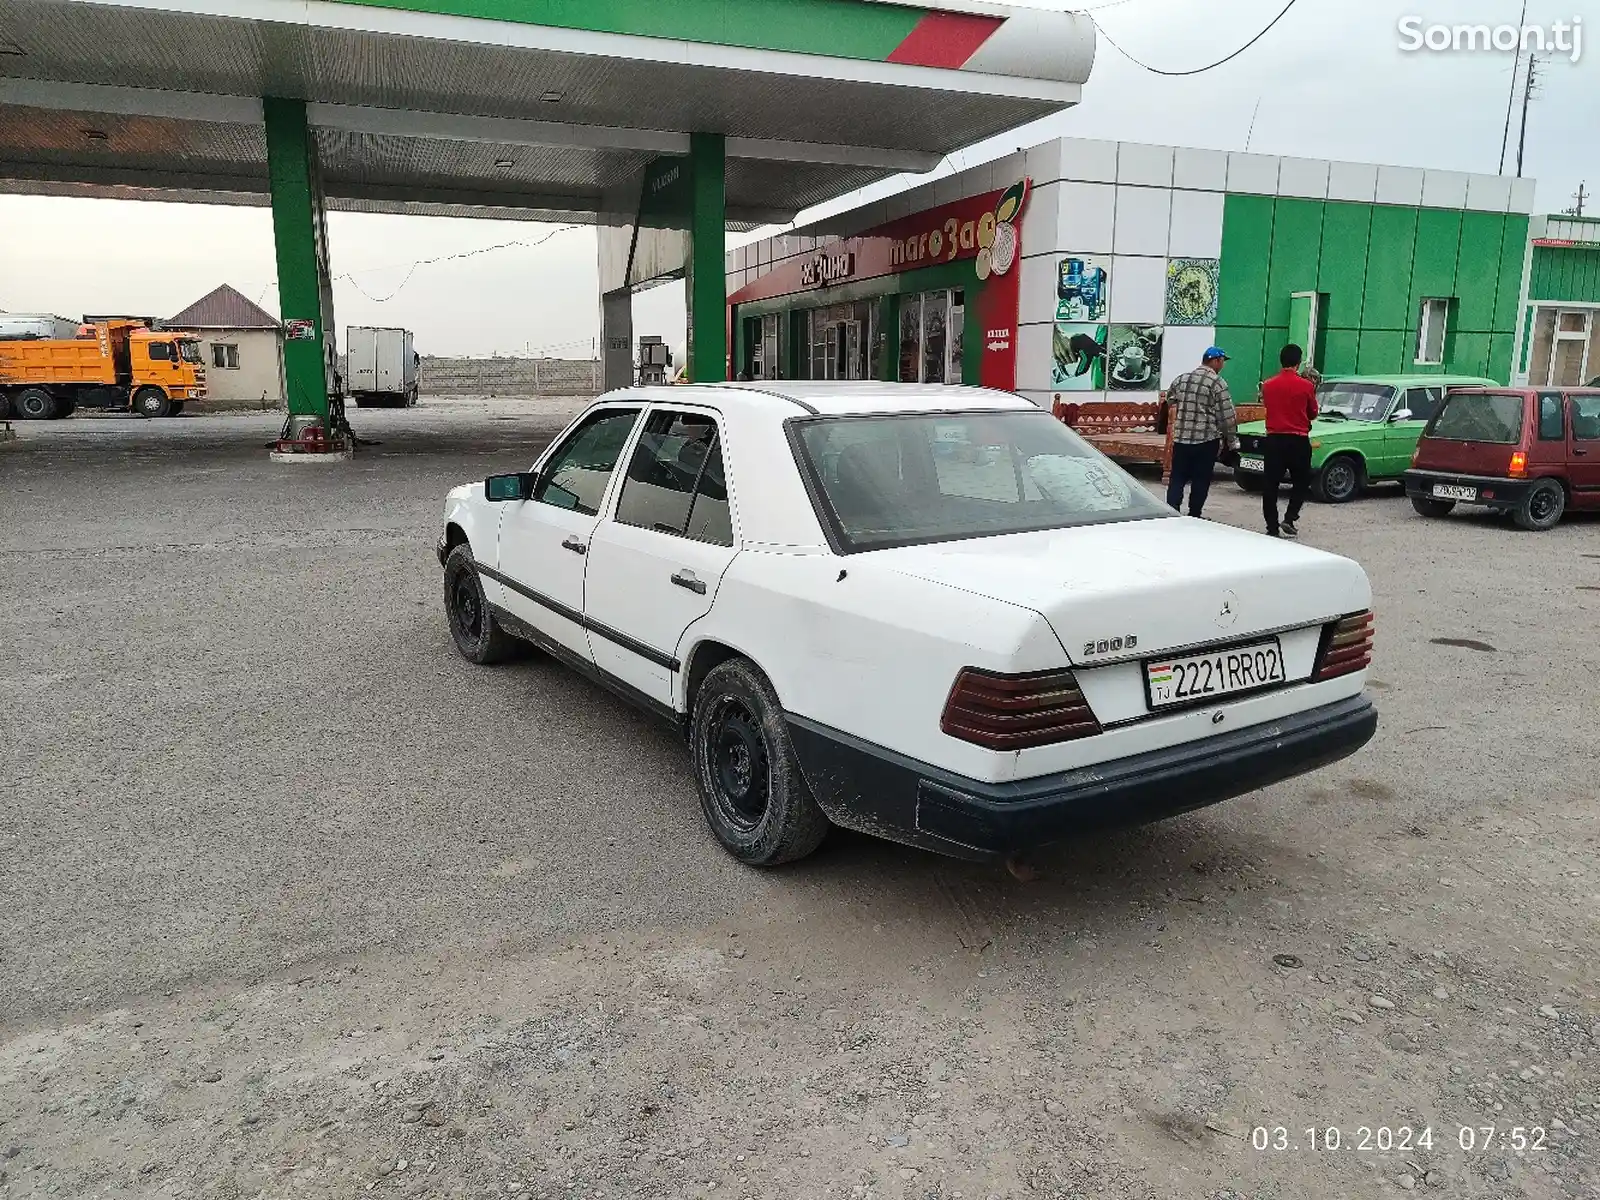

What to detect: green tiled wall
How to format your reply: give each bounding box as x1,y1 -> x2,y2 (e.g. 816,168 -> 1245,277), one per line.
1265,200 -> 1324,328
1493,216 -> 1531,329
1529,241 -> 1600,303
1216,195 -> 1275,328
1317,203 -> 1372,330
1216,195 -> 1524,401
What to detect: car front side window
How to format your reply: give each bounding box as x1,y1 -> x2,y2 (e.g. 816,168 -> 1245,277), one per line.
533,409 -> 641,516
1572,394 -> 1600,441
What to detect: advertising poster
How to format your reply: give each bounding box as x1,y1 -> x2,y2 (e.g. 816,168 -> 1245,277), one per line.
1165,258 -> 1220,326
1052,322 -> 1106,390
1108,324 -> 1163,391
1056,256 -> 1110,322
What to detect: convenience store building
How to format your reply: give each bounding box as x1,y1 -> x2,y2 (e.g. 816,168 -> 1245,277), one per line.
728,136 -> 1540,406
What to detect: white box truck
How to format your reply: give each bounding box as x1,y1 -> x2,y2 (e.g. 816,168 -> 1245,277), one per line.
346,326 -> 419,408
0,313 -> 81,342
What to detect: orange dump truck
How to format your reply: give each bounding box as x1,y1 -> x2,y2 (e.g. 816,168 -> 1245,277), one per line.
0,320 -> 207,419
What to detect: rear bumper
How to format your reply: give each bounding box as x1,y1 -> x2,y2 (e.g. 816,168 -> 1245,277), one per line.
1404,469 -> 1530,510
785,695 -> 1378,861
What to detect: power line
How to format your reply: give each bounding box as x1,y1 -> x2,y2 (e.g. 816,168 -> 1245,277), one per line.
245,224 -> 584,308
336,225 -> 583,303
1090,0 -> 1303,77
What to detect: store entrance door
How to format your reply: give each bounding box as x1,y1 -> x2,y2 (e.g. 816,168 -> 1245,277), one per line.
807,303 -> 874,380
898,289 -> 965,384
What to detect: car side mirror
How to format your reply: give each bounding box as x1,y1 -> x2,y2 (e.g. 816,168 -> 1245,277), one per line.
1389,408 -> 1413,423
485,473 -> 533,502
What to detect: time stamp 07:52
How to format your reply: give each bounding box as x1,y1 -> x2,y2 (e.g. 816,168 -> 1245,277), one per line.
1252,1125 -> 1549,1154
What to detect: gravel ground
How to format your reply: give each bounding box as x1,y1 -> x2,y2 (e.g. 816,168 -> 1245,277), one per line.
1,397 -> 1597,1200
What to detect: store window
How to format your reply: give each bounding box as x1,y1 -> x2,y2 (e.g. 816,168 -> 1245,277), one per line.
897,290 -> 964,385
1527,308 -> 1598,387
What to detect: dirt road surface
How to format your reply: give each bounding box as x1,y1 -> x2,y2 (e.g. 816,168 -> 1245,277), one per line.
2,398 -> 1596,1199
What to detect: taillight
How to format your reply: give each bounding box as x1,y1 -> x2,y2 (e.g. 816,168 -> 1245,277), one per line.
1509,450 -> 1528,477
941,668 -> 1102,751
1314,611 -> 1374,681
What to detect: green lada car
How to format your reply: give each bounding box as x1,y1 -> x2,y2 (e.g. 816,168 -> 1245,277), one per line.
1234,374 -> 1498,503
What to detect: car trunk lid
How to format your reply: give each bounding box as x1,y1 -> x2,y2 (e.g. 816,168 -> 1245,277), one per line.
863,516 -> 1368,664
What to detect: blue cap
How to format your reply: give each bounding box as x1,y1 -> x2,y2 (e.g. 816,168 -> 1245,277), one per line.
1204,346 -> 1229,360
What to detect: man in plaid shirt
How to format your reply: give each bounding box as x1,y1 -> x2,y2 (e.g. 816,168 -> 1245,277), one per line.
1164,346 -> 1240,517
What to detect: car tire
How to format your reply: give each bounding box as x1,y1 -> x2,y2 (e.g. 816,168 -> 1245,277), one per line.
13,387 -> 57,420
690,658 -> 829,867
443,543 -> 520,664
1410,495 -> 1455,518
1312,455 -> 1364,504
1513,479 -> 1565,532
134,387 -> 170,418
1234,474 -> 1263,493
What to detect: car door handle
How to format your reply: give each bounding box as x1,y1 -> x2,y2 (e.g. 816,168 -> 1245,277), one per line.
670,569 -> 707,595
1575,448 -> 1590,455
561,536 -> 587,555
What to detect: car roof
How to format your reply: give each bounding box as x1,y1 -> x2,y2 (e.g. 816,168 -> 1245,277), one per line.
1320,374 -> 1496,386
1444,385 -> 1600,394
619,381 -> 1035,417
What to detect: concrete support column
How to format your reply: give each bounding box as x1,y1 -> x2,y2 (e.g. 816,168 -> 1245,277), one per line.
686,132 -> 727,384
264,97 -> 335,422
601,289 -> 634,391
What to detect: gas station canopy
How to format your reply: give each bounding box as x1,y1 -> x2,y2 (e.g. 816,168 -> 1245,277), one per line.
0,0 -> 1094,437
0,0 -> 1094,225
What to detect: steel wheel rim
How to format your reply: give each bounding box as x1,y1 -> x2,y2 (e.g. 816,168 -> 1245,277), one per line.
1327,461 -> 1355,498
452,573 -> 483,640
706,697 -> 770,829
1530,486 -> 1559,523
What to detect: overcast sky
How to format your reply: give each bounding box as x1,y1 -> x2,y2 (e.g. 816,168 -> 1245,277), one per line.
0,0 -> 1593,358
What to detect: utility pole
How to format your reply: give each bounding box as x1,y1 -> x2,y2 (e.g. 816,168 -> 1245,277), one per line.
1566,182 -> 1589,217
1499,0 -> 1530,173
1515,55 -> 1540,179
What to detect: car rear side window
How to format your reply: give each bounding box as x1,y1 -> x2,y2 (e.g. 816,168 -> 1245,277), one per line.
1427,392 -> 1525,444
615,411 -> 733,546
1538,392 -> 1565,440
533,408 -> 640,516
1573,395 -> 1600,441
1402,386 -> 1443,422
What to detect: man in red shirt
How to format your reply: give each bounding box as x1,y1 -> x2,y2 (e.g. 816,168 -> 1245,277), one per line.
1260,343 -> 1319,537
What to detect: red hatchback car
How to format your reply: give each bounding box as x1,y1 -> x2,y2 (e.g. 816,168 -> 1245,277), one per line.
1404,387 -> 1600,531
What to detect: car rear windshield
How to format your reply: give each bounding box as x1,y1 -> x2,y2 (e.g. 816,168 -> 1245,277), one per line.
1427,392 -> 1525,444
791,410 -> 1171,552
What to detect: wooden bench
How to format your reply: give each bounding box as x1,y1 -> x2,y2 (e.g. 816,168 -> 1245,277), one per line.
1052,398 -> 1267,481
1053,398 -> 1171,474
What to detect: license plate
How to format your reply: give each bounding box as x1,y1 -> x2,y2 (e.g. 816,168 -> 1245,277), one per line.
1146,639 -> 1287,710
1237,456 -> 1264,472
1433,483 -> 1477,501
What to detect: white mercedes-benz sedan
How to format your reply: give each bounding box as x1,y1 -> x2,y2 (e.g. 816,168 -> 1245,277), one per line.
438,383 -> 1377,867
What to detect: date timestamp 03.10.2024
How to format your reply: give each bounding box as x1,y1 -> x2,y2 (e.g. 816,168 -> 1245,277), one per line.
1251,1126 -> 1549,1153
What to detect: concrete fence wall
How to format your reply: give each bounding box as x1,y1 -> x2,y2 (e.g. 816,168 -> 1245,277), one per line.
418,356 -> 603,396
